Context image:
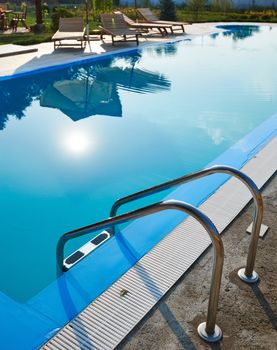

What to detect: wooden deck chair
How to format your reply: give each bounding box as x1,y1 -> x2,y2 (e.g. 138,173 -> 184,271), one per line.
52,17 -> 86,50
0,3 -> 8,31
11,2 -> 28,32
137,8 -> 187,33
100,13 -> 140,46
114,10 -> 173,35
0,3 -> 8,10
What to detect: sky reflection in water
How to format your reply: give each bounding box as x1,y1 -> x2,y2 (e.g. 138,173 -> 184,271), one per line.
0,25 -> 276,302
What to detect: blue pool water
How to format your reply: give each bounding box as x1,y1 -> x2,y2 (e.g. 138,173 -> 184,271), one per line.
0,25 -> 276,304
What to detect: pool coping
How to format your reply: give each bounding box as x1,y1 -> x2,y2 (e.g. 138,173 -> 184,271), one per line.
0,23 -> 276,350
41,132 -> 277,350
1,21 -> 276,81
26,114 -> 277,350
0,44 -> 38,58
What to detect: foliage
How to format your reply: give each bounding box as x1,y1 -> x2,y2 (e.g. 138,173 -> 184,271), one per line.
187,0 -> 206,21
119,7 -> 138,20
50,7 -> 75,31
92,0 -> 113,13
212,0 -> 233,12
42,2 -> 50,16
6,2 -> 17,11
178,7 -> 277,22
159,0 -> 177,21
90,0 -> 113,21
0,6 -> 277,47
245,9 -> 277,19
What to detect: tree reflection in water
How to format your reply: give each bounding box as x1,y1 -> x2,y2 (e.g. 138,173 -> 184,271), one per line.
0,52 -> 171,129
216,25 -> 260,41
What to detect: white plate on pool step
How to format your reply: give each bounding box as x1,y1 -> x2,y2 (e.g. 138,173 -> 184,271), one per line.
246,222 -> 269,238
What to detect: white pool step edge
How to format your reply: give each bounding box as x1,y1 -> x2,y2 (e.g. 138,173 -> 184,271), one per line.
41,136 -> 277,350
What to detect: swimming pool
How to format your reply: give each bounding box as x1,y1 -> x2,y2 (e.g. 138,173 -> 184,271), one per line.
0,24 -> 276,349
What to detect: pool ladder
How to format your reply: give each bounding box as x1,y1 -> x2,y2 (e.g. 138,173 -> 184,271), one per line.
56,165 -> 264,342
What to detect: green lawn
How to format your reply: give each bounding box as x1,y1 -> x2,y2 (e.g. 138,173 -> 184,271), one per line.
0,7 -> 276,46
0,9 -> 101,46
177,9 -> 277,23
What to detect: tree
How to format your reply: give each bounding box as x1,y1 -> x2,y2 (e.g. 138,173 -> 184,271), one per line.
159,0 -> 177,21
212,0 -> 233,12
187,0 -> 206,21
35,0 -> 43,26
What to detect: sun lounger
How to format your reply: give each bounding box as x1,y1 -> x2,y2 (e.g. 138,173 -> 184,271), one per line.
114,10 -> 173,35
137,8 -> 187,33
100,13 -> 140,45
52,17 -> 86,49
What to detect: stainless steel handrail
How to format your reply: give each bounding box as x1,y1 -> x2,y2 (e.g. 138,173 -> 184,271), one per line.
57,199 -> 224,341
110,165 -> 263,283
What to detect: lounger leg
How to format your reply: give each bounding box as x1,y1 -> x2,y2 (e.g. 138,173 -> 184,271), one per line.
112,35 -> 115,46
136,34 -> 139,45
22,19 -> 28,29
158,27 -> 164,36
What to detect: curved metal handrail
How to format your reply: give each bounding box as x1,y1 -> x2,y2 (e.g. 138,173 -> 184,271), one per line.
110,165 -> 263,282
57,199 -> 224,340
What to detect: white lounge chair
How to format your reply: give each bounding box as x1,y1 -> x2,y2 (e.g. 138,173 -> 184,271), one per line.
52,17 -> 86,49
100,13 -> 140,46
114,10 -> 173,36
137,8 -> 187,33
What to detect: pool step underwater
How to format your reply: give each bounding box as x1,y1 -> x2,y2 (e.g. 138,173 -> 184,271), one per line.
41,136 -> 277,350
64,231 -> 111,270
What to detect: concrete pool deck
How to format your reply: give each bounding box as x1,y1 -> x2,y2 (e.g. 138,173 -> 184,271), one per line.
41,131 -> 277,350
0,22 -> 276,78
118,174 -> 277,350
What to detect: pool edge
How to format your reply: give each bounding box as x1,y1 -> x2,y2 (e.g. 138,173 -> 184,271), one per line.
40,134 -> 277,350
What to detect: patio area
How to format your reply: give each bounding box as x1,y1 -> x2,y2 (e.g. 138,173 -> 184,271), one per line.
0,22 -> 228,77
119,174 -> 277,350
1,22 -> 276,79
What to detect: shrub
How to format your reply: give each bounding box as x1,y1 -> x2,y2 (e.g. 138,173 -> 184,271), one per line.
51,7 -> 74,31
212,0 -> 233,12
187,0 -> 206,21
159,0 -> 177,21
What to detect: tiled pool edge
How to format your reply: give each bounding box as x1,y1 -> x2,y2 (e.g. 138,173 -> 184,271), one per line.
0,36 -> 190,82
41,135 -> 277,350
0,112 -> 273,350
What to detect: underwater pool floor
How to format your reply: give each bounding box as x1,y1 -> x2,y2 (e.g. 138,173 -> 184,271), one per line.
41,134 -> 277,350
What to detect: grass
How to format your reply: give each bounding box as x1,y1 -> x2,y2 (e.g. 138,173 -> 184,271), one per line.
176,8 -> 277,23
0,11 -> 53,46
0,7 -> 276,46
0,32 -> 53,46
0,9 -> 100,46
